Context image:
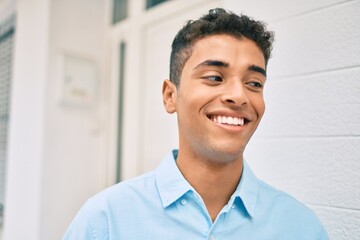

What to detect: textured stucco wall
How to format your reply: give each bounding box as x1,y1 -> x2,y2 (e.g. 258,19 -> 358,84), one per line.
225,0 -> 360,239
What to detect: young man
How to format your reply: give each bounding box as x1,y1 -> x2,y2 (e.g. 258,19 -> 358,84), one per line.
64,8 -> 328,239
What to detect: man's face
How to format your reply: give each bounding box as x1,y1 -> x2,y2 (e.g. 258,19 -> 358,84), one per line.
163,34 -> 266,165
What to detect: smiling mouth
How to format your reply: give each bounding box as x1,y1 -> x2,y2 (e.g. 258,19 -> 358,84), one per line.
208,115 -> 248,126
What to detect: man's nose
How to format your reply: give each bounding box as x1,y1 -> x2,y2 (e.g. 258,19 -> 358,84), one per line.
220,80 -> 249,107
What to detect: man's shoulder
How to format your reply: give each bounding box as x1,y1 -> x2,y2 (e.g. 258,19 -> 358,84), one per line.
255,180 -> 327,237
257,180 -> 310,211
63,171 -> 159,239
88,170 -> 157,208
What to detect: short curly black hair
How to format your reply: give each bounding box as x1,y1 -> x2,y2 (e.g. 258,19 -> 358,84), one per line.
170,8 -> 275,87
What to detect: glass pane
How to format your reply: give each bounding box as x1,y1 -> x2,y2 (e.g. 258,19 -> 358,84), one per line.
0,14 -> 15,223
116,41 -> 126,182
146,0 -> 169,9
113,0 -> 128,24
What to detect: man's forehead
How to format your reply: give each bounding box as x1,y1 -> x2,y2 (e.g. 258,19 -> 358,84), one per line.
190,35 -> 262,57
188,35 -> 265,68
192,33 -> 244,45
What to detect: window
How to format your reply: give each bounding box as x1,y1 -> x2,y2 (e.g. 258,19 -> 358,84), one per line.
113,0 -> 128,24
146,0 -> 170,9
0,14 -> 15,223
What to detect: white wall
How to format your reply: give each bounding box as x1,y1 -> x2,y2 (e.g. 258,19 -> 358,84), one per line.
224,0 -> 360,238
3,0 -> 50,239
3,0 -> 107,239
41,0 -> 107,239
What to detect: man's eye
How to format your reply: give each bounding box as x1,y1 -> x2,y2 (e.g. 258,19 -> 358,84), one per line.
247,81 -> 263,89
204,76 -> 223,82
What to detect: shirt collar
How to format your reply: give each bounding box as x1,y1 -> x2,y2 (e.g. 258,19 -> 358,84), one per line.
155,150 -> 193,208
155,150 -> 259,217
231,161 -> 259,218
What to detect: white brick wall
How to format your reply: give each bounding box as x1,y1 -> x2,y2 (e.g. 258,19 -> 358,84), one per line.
226,0 -> 360,239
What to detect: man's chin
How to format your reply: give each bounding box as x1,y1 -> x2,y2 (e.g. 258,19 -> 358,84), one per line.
202,145 -> 245,166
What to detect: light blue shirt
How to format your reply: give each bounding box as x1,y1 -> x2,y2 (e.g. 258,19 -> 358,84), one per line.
63,150 -> 328,239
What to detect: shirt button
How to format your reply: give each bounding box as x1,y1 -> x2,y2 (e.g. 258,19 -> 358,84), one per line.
231,204 -> 236,209
209,234 -> 216,240
180,199 -> 187,205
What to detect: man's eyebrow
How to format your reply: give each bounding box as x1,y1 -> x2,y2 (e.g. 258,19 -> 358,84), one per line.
193,60 -> 267,77
249,65 -> 267,77
193,60 -> 229,70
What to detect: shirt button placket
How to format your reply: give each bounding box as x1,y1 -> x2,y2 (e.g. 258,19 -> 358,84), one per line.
209,233 -> 216,240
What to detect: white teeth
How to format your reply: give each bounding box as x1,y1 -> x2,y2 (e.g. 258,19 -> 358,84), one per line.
239,118 -> 244,125
211,115 -> 244,126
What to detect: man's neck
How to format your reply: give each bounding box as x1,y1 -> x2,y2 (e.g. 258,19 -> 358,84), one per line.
176,151 -> 243,222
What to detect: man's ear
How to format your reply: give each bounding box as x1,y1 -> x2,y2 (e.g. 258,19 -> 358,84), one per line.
162,79 -> 177,114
